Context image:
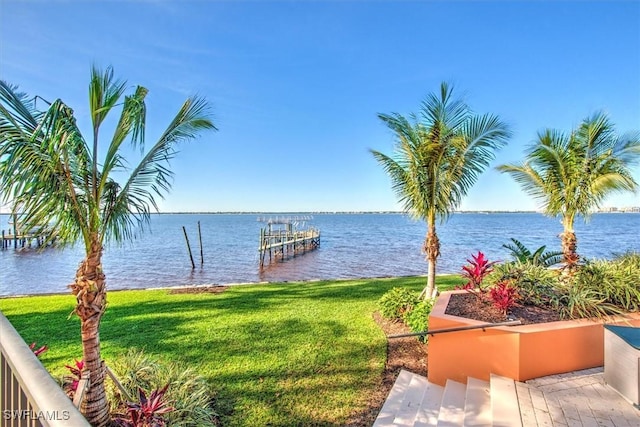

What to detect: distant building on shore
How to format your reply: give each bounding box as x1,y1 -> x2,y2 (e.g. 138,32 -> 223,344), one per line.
598,206 -> 640,213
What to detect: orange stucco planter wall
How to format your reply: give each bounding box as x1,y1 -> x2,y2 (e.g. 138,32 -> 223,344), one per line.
427,290 -> 640,386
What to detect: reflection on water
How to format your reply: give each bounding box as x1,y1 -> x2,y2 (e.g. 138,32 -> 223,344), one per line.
1,213 -> 639,296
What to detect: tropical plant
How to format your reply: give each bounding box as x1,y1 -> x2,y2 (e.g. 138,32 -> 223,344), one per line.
489,281 -> 518,315
569,255 -> 640,314
553,282 -> 621,320
371,82 -> 511,298
29,342 -> 48,357
377,287 -> 420,321
0,67 -> 215,426
458,251 -> 497,293
107,349 -> 217,427
113,385 -> 175,427
498,113 -> 640,270
488,262 -> 558,307
403,299 -> 434,342
502,238 -> 563,267
62,359 -> 86,398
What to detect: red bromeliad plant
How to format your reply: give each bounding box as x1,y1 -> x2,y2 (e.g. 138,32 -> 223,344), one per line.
489,281 -> 518,315
63,359 -> 85,398
114,384 -> 175,427
459,251 -> 497,293
29,342 -> 48,357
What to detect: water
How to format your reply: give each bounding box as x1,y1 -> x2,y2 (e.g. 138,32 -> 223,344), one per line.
1,212 -> 639,296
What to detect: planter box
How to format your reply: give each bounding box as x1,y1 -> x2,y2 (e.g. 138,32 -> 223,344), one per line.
427,290 -> 640,386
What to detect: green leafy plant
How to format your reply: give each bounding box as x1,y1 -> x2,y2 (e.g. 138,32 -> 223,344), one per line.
556,253 -> 640,318
502,238 -> 563,267
107,349 -> 217,427
553,283 -> 621,319
403,299 -> 434,342
377,287 -> 420,320
488,262 -> 558,307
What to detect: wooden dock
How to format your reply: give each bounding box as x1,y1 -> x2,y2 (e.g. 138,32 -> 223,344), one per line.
1,228 -> 53,250
258,216 -> 320,267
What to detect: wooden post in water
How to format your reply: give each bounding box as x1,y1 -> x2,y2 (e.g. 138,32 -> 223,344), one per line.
197,221 -> 204,267
182,226 -> 195,269
12,212 -> 17,249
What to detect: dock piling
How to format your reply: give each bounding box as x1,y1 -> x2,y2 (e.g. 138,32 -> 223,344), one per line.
182,226 -> 196,269
257,216 -> 320,267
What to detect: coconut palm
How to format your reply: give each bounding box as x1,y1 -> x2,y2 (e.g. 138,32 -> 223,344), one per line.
0,66 -> 216,426
371,82 -> 511,298
498,113 -> 640,269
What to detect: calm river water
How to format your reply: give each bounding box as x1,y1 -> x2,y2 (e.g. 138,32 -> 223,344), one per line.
1,212 -> 638,296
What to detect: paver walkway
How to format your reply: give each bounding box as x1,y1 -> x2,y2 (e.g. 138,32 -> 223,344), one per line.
516,367 -> 640,427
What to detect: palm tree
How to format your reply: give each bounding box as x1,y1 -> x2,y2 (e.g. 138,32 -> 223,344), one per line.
498,113 -> 640,269
371,82 -> 511,298
0,66 -> 216,426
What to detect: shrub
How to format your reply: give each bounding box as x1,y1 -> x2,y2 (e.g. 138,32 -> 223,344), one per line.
502,238 -> 563,267
553,282 -> 620,319
460,251 -> 497,292
62,359 -> 85,399
488,262 -> 558,307
107,349 -> 217,427
113,385 -> 174,427
555,253 -> 640,319
489,281 -> 517,315
29,342 -> 48,357
485,251 -> 640,320
377,287 -> 420,321
403,299 -> 434,342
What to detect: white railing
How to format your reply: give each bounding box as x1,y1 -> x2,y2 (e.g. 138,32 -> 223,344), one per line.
0,311 -> 91,427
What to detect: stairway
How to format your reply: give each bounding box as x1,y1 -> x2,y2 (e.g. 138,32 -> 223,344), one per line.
373,370 -> 522,427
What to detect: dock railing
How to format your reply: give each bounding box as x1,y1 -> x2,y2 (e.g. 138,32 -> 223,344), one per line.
0,311 -> 90,427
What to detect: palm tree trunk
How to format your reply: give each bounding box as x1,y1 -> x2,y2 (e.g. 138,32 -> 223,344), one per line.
559,230 -> 579,271
70,235 -> 110,426
422,225 -> 441,299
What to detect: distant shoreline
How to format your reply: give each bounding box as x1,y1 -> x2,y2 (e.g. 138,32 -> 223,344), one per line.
2,210 -> 637,216
150,210 -> 543,215
144,210 -> 637,215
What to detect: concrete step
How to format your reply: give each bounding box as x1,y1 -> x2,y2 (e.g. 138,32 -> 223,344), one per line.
393,374 -> 430,425
373,369 -> 415,427
463,377 -> 491,426
374,372 -> 523,427
490,374 -> 523,427
413,381 -> 445,427
437,379 -> 466,426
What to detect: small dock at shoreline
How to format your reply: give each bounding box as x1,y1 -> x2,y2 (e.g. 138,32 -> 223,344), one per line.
258,216 -> 320,267
1,228 -> 53,250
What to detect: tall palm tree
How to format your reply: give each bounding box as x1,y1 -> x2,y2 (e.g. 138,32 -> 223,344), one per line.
0,66 -> 216,426
371,82 -> 511,298
498,112 -> 640,269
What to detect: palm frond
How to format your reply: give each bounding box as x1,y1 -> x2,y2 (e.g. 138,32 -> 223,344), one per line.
373,82 -> 510,229
0,95 -> 91,247
502,238 -> 532,263
89,65 -> 127,133
0,81 -> 41,136
102,95 -> 215,242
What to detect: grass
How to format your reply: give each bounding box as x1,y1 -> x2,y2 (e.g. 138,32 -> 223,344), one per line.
0,275 -> 463,426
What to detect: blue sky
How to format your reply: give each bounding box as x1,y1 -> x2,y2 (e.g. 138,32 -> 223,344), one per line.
1,1 -> 639,213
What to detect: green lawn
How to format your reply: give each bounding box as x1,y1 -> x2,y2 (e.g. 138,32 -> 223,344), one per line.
0,275 -> 463,426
